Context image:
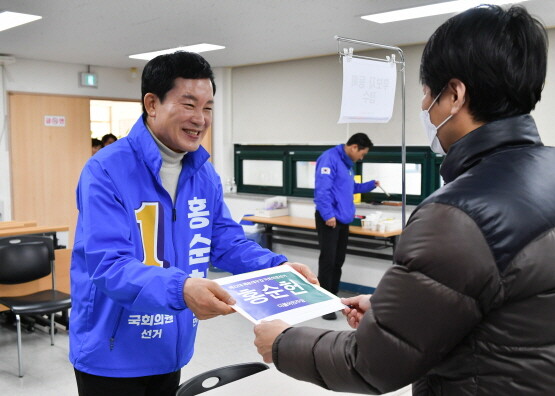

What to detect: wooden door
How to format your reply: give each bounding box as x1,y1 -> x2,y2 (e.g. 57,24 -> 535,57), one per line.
9,93 -> 90,246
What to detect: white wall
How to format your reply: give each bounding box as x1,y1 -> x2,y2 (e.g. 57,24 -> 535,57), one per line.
211,67 -> 234,185
231,45 -> 426,147
0,65 -> 10,221
4,58 -> 142,99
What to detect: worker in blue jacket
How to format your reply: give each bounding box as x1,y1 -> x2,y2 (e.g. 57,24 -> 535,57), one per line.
314,133 -> 378,319
69,51 -> 316,396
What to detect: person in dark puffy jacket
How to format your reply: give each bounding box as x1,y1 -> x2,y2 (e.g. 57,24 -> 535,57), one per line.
254,5 -> 555,395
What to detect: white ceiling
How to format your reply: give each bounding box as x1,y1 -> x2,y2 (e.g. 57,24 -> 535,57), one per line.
1,0 -> 554,69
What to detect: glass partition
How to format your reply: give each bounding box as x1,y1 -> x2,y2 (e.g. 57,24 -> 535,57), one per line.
295,161 -> 316,189
234,144 -> 441,204
362,163 -> 422,195
242,160 -> 283,187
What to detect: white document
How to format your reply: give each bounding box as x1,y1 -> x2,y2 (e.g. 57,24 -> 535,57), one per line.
338,56 -> 397,123
215,266 -> 346,325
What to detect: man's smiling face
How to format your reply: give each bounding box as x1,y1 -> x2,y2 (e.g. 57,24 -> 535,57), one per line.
145,77 -> 213,153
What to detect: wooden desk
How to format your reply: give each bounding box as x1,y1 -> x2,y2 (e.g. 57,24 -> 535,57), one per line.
243,216 -> 401,238
243,215 -> 401,261
0,221 -> 37,229
0,225 -> 69,237
0,225 -> 69,249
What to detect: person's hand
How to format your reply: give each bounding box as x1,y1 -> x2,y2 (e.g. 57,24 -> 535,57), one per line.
283,262 -> 319,285
375,180 -> 381,187
254,319 -> 291,363
183,277 -> 236,320
341,294 -> 372,329
325,217 -> 337,228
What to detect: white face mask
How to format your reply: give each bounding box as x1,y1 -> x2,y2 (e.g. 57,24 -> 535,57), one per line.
419,89 -> 452,155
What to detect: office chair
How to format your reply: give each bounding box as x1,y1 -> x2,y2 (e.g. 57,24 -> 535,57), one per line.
0,235 -> 72,377
176,362 -> 270,395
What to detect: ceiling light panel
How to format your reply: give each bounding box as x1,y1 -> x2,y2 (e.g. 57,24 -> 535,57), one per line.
129,44 -> 225,61
0,11 -> 42,32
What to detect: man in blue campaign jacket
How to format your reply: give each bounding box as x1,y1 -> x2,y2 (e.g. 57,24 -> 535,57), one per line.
70,52 -> 316,396
314,133 -> 379,319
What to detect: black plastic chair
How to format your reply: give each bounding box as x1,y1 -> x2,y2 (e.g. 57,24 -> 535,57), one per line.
0,235 -> 71,377
176,362 -> 270,395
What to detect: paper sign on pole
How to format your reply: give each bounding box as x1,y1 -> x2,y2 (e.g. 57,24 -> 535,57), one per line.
338,57 -> 397,124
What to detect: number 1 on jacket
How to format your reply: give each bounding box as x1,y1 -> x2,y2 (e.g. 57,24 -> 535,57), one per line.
135,202 -> 164,267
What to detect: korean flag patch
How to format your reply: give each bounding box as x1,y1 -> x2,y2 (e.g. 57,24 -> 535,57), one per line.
321,167 -> 331,175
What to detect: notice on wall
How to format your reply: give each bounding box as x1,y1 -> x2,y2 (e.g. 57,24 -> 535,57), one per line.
338,56 -> 397,124
215,265 -> 345,325
44,115 -> 66,127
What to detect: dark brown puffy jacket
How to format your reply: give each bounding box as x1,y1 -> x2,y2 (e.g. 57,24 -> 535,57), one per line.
273,114 -> 555,395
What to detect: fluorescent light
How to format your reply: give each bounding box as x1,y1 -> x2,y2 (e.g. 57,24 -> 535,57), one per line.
0,11 -> 41,32
361,0 -> 529,24
129,44 -> 225,61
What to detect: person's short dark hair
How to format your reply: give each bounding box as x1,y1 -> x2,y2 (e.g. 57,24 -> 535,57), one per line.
92,138 -> 102,148
420,5 -> 547,123
346,133 -> 373,150
101,133 -> 118,146
141,51 -> 216,118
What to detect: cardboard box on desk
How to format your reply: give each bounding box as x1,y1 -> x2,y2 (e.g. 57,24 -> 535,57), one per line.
254,207 -> 290,218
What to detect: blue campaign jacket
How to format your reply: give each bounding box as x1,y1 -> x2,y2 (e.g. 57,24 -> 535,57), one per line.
314,144 -> 376,224
69,117 -> 287,377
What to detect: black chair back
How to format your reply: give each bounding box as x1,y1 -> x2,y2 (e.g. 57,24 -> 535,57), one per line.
0,236 -> 54,284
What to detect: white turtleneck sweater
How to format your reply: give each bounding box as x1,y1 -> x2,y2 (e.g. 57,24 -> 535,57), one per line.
146,126 -> 186,203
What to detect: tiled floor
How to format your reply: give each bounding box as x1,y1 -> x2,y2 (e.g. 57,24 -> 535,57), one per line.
0,270 -> 411,396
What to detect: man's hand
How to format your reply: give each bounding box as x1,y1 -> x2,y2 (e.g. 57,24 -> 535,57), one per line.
325,217 -> 337,228
341,294 -> 372,329
283,262 -> 319,285
254,319 -> 291,363
183,278 -> 236,320
375,180 -> 381,187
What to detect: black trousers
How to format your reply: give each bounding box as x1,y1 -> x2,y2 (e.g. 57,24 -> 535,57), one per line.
74,368 -> 180,396
315,211 -> 349,295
